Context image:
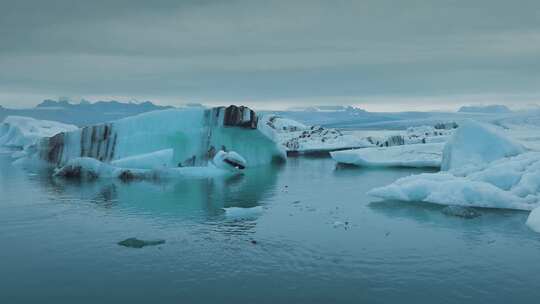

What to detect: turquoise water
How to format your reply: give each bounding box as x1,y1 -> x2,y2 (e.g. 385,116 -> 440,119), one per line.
1,152 -> 540,303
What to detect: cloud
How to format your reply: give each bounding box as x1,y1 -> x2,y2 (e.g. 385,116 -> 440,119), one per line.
0,0 -> 539,108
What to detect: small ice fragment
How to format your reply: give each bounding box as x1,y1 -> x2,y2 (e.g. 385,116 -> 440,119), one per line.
223,206 -> 264,219
333,221 -> 345,228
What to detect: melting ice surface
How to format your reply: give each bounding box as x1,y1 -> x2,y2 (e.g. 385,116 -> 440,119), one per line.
2,152 -> 540,304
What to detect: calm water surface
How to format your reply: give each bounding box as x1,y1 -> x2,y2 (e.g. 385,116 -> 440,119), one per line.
1,152 -> 539,303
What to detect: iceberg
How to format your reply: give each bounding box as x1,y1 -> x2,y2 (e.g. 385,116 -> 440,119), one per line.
368,156 -> 540,210
441,120 -> 526,172
368,121 -> 540,211
0,116 -> 77,150
24,106 -> 285,172
366,124 -> 455,148
331,143 -> 443,168
259,114 -> 372,154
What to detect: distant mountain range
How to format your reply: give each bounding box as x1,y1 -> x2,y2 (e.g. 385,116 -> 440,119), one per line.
1,100 -> 526,130
0,99 -> 174,126
458,105 -> 512,114
268,106 -> 395,127
270,104 -> 521,130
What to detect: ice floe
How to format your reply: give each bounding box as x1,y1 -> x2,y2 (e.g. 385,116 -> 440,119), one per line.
368,121 -> 540,211
331,143 -> 443,168
259,114 -> 372,154
366,124 -> 455,148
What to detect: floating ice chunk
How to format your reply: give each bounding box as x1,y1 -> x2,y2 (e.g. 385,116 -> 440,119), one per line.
366,125 -> 454,148
0,116 -> 77,149
526,207 -> 540,233
368,121 -> 537,210
259,115 -> 307,134
441,120 -> 526,172
332,221 -> 351,229
259,114 -> 371,154
223,206 -> 264,219
211,150 -> 247,171
331,143 -> 443,168
368,152 -> 540,211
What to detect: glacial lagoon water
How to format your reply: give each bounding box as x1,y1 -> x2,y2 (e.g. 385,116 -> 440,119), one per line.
1,152 -> 540,303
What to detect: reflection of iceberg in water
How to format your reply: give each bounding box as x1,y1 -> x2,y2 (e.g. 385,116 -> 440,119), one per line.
40,162 -> 281,227
368,200 -> 529,241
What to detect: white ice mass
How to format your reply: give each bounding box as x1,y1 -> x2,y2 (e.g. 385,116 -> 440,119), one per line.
331,143 -> 443,168
0,116 -> 77,150
366,124 -> 455,148
259,114 -> 372,154
329,124 -> 455,168
368,121 -> 540,211
441,120 -> 526,172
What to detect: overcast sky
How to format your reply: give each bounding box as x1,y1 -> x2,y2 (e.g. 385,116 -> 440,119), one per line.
1,0 -> 539,111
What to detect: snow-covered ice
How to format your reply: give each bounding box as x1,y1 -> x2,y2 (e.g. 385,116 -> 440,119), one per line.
492,110 -> 540,151
259,115 -> 307,133
368,157 -> 540,211
368,121 -> 540,211
441,120 -> 526,172
331,143 -> 443,168
366,125 -> 455,148
0,116 -> 77,150
259,114 -> 372,154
